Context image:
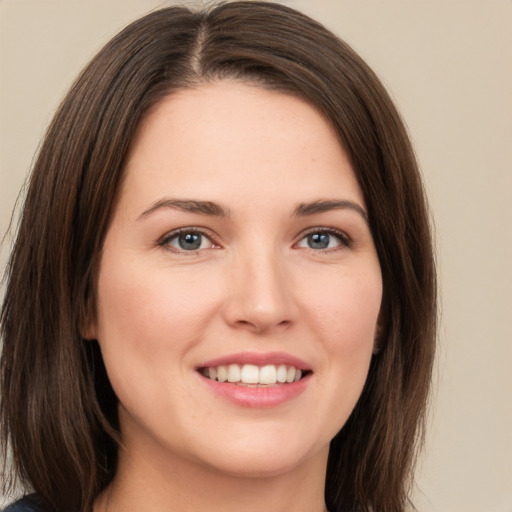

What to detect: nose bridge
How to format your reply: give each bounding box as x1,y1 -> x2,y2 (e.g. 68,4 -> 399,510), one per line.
223,240 -> 297,333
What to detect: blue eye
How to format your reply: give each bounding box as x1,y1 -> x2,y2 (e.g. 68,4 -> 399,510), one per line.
163,230 -> 214,252
307,233 -> 331,249
296,230 -> 349,250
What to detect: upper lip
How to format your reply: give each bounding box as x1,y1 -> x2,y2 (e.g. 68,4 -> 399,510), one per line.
197,351 -> 311,371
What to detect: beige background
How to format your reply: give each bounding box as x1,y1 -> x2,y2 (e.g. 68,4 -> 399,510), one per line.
1,1 -> 511,511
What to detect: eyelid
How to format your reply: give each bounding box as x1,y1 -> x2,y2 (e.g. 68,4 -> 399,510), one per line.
158,227 -> 221,253
157,226 -> 352,253
294,227 -> 352,250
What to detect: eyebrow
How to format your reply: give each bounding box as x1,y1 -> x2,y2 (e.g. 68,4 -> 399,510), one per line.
137,198 -> 368,224
137,199 -> 230,220
294,199 -> 368,224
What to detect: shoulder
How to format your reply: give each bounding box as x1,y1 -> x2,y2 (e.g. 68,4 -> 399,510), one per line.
3,496 -> 44,512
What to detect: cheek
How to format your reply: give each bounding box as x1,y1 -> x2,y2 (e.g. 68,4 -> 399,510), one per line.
93,260 -> 217,418
307,271 -> 382,345
304,269 -> 381,401
95,259 -> 218,348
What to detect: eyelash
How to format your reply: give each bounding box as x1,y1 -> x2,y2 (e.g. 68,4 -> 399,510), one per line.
158,227 -> 352,254
296,227 -> 352,252
158,227 -> 218,253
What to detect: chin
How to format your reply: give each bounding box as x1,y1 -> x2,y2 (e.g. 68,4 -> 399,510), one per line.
201,450 -> 315,480
188,427 -> 330,480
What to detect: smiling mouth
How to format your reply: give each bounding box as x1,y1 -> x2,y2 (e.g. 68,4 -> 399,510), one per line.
198,364 -> 310,386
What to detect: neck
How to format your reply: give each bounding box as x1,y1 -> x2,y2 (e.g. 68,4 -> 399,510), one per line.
95,433 -> 329,512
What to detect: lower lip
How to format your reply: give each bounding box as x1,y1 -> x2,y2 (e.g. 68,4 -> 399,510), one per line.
199,373 -> 311,408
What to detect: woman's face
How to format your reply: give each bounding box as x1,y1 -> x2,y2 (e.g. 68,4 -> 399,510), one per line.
91,81 -> 382,478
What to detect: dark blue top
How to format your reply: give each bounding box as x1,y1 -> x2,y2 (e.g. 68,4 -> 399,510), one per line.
3,497 -> 42,512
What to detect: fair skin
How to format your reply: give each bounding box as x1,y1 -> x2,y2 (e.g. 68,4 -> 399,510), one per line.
90,81 -> 382,512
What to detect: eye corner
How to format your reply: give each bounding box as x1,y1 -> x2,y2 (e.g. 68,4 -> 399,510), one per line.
158,227 -> 221,254
294,227 -> 352,252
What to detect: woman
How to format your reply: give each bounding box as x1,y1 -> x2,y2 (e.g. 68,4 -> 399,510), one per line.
1,2 -> 436,511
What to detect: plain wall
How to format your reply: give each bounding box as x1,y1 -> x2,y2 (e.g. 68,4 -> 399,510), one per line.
1,1 -> 511,511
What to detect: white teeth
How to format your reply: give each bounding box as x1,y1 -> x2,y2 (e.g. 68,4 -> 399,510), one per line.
227,364 -> 241,382
276,364 -> 288,383
240,364 -> 259,384
259,365 -> 277,385
203,363 -> 305,385
286,366 -> 296,383
217,366 -> 228,382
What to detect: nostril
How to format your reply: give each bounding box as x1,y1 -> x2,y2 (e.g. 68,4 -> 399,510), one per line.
233,318 -> 292,334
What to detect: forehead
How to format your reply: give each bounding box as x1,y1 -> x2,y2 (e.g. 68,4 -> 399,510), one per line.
119,81 -> 364,214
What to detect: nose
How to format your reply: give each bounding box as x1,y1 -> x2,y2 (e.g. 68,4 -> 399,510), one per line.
222,248 -> 299,335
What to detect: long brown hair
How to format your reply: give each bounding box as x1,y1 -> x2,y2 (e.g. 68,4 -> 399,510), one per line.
1,3 -> 436,511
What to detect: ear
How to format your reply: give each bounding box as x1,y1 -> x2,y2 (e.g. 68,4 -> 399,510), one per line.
80,318 -> 98,340
79,300 -> 98,340
80,323 -> 97,341
372,331 -> 381,354
372,313 -> 385,355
